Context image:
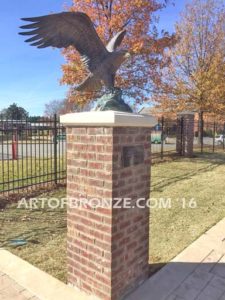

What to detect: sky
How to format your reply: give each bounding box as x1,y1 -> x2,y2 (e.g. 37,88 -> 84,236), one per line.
0,0 -> 188,116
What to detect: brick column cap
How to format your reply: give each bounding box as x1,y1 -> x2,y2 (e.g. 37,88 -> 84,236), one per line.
60,110 -> 157,128
177,111 -> 195,116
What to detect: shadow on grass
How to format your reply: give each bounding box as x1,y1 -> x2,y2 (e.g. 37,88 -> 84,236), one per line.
0,199 -> 66,248
0,222 -> 66,248
195,151 -> 225,163
151,151 -> 225,192
0,184 -> 66,209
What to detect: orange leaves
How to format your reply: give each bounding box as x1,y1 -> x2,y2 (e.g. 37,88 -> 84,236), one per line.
131,41 -> 145,54
154,0 -> 225,116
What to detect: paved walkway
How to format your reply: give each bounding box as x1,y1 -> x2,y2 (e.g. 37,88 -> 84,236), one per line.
0,249 -> 98,300
1,218 -> 225,300
128,217 -> 225,300
0,272 -> 39,300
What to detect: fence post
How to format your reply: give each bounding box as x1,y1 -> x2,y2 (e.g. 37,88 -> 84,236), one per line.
180,117 -> 184,156
213,121 -> 216,153
177,112 -> 195,157
223,123 -> 225,150
12,128 -> 18,160
53,114 -> 58,185
176,116 -> 183,156
161,116 -> 164,160
200,112 -> 204,153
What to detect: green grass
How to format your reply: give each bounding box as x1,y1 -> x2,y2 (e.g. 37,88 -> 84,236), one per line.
1,152 -> 225,282
150,152 -> 225,267
0,157 -> 65,193
0,188 -> 67,282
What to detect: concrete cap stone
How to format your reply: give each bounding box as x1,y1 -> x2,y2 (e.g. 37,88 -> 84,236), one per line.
60,110 -> 158,128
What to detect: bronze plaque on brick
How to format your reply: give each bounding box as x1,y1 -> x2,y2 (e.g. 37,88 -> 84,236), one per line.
122,145 -> 144,168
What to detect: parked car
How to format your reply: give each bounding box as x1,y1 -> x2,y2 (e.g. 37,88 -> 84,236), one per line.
215,135 -> 225,145
151,133 -> 167,144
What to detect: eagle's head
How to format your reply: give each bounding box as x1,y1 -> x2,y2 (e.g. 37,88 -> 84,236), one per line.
120,50 -> 131,60
113,50 -> 130,69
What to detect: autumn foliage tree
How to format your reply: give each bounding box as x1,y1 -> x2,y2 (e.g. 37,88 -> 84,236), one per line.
61,0 -> 175,108
154,0 -> 225,118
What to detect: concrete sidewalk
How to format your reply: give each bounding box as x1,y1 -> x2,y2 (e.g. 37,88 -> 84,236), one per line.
0,249 -> 99,300
127,218 -> 225,300
1,217 -> 225,300
0,272 -> 39,300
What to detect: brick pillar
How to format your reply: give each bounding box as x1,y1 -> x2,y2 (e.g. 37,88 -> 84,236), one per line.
176,111 -> 195,157
60,111 -> 157,300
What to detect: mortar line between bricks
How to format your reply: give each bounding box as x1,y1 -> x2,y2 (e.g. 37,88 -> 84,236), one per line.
68,214 -> 111,226
68,256 -> 112,285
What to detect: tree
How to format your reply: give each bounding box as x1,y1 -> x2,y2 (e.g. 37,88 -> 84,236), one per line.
28,116 -> 42,122
1,103 -> 29,120
61,0 -> 175,107
154,0 -> 225,119
0,108 -> 7,116
44,99 -> 66,117
44,99 -> 92,117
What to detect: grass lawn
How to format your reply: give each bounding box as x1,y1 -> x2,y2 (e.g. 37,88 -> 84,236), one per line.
150,151 -> 225,271
0,157 -> 65,193
1,151 -> 225,282
0,189 -> 67,282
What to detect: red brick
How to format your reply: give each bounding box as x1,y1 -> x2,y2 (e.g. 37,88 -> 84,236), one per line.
66,126 -> 151,300
88,178 -> 104,187
87,128 -> 104,135
88,162 -> 104,170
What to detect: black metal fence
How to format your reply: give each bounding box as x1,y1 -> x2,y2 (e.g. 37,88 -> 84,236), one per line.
1,112 -> 224,197
194,119 -> 225,153
151,115 -> 225,160
0,115 -> 66,198
151,116 -> 179,159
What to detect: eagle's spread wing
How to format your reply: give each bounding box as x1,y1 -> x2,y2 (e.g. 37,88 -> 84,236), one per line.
106,30 -> 126,52
19,12 -> 108,72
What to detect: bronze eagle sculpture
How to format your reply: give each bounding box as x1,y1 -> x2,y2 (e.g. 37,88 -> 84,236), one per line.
19,12 -> 130,93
